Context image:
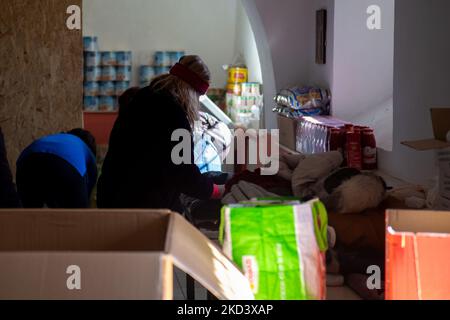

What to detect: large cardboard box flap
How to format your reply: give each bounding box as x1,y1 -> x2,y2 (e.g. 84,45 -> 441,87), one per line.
401,108 -> 450,151
386,209 -> 450,300
167,213 -> 254,300
0,210 -> 254,300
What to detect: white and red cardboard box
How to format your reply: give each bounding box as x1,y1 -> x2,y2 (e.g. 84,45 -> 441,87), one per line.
386,209 -> 450,300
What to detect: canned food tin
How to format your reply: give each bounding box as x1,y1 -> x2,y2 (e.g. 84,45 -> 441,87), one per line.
116,66 -> 132,81
154,51 -> 171,67
248,96 -> 257,107
226,93 -> 234,110
116,51 -> 132,66
232,95 -> 242,109
84,52 -> 101,67
84,66 -> 102,82
154,66 -> 171,76
101,51 -> 118,66
139,66 -> 155,82
240,96 -> 251,109
115,81 -> 131,96
101,66 -> 117,81
241,82 -> 261,96
99,82 -> 116,96
168,51 -> 185,66
228,67 -> 248,84
99,96 -> 117,112
83,82 -> 99,96
83,37 -> 98,52
227,83 -> 242,96
83,96 -> 99,111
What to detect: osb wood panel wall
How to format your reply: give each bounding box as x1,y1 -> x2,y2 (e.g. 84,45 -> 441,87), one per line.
0,0 -> 83,174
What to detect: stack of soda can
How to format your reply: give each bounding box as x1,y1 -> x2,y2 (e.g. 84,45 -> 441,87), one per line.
295,116 -> 378,170
139,51 -> 185,88
83,36 -> 133,112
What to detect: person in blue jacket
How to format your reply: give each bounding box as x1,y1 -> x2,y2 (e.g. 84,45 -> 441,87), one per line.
16,129 -> 97,208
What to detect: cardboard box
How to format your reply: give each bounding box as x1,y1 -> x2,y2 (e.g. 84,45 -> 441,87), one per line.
0,210 -> 254,300
277,115 -> 298,151
401,108 -> 450,151
386,209 -> 450,300
402,108 -> 450,208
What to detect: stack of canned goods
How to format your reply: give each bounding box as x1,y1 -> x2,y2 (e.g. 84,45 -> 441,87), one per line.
139,66 -> 154,88
226,66 -> 248,96
154,51 -> 185,67
83,37 -> 133,112
224,64 -> 263,128
139,50 -> 185,87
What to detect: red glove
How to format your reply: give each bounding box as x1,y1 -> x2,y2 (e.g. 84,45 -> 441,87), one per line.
211,184 -> 225,200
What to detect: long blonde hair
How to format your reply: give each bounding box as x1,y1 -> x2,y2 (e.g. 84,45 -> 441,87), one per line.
149,55 -> 211,127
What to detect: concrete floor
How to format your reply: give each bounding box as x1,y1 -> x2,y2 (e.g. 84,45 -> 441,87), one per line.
173,267 -> 362,301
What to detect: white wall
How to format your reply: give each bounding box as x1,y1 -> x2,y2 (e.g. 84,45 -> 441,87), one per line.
234,2 -> 262,84
332,0 -> 394,151
247,0 -> 334,129
83,0 -> 239,88
251,0 -> 312,91
240,0 -> 277,129
308,0 -> 335,90
378,0 -> 450,185
246,0 -> 313,130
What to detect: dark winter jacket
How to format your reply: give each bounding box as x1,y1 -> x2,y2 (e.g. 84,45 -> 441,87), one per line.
97,87 -> 214,210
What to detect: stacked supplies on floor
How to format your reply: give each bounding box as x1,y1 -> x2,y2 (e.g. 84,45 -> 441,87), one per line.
296,117 -> 378,170
272,86 -> 329,152
220,198 -> 328,300
225,63 -> 263,129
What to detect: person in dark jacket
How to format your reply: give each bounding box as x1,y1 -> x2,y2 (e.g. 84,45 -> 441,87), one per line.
16,129 -> 97,208
97,55 -> 224,210
0,127 -> 21,208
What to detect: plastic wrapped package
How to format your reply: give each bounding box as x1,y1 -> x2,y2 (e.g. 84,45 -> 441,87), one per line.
274,86 -> 331,116
296,116 -> 350,155
220,199 -> 328,300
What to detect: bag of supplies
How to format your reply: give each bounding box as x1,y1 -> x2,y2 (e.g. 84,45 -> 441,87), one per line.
219,199 -> 328,300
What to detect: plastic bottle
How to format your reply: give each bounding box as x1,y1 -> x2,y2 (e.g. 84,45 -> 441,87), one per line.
329,128 -> 342,155
346,126 -> 362,170
312,122 -> 317,153
362,128 -> 377,170
322,125 -> 329,153
340,124 -> 353,167
299,120 -> 306,153
304,120 -> 310,153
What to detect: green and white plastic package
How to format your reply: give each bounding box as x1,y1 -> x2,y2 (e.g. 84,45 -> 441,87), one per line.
220,199 -> 328,300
